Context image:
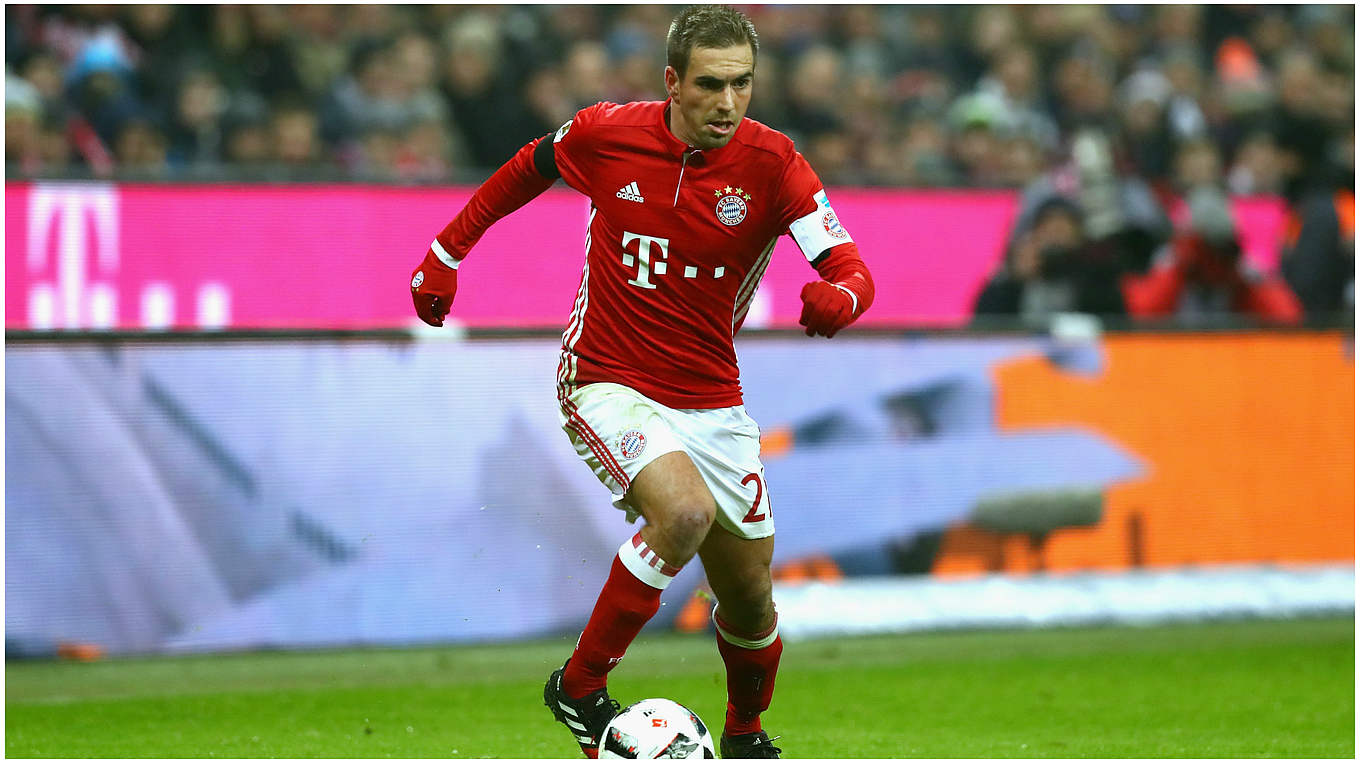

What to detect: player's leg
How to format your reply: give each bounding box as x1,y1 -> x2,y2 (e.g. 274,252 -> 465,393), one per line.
562,450 -> 716,697
698,528 -> 784,757
549,384 -> 717,757
630,451 -> 719,564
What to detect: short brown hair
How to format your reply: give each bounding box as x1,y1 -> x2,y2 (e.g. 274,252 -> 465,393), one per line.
666,5 -> 759,78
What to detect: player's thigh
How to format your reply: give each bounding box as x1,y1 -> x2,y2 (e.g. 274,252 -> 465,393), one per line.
627,450 -> 718,531
560,383 -> 718,527
667,405 -> 774,540
698,528 -> 775,634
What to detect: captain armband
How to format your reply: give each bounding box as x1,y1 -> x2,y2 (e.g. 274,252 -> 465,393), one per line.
788,189 -> 854,263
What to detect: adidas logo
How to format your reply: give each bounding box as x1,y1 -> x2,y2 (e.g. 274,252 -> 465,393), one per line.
616,181 -> 644,203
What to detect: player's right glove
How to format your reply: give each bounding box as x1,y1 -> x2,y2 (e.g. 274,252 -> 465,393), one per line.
410,245 -> 458,326
799,280 -> 859,338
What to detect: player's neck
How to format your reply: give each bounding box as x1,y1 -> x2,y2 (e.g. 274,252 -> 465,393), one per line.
663,102 -> 694,150
664,100 -> 714,153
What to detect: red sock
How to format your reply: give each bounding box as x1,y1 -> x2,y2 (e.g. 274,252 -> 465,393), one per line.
563,533 -> 681,698
715,610 -> 782,736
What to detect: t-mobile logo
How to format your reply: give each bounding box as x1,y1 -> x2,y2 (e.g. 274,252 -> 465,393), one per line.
621,231 -> 728,289
621,231 -> 670,290
24,183 -> 230,329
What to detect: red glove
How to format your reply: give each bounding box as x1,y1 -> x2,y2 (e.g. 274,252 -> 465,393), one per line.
410,245 -> 459,326
799,280 -> 858,338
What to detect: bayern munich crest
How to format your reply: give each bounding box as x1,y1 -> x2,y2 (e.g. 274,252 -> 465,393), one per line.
822,209 -> 849,239
619,430 -> 648,460
714,185 -> 751,226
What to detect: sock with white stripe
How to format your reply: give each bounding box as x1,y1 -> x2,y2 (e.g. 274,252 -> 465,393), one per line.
714,608 -> 783,736
563,532 -> 681,698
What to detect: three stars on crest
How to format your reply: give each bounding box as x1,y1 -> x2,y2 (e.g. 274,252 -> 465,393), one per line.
714,186 -> 753,202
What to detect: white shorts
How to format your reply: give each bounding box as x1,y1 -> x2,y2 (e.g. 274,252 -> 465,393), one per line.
558,382 -> 774,540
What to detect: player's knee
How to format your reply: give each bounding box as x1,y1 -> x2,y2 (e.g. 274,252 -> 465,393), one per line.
667,500 -> 715,543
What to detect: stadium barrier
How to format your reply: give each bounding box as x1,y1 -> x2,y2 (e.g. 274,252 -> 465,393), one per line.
6,181 -> 1287,331
5,329 -> 1351,655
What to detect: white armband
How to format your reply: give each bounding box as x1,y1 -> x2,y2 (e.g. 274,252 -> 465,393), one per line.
788,189 -> 853,263
430,238 -> 461,269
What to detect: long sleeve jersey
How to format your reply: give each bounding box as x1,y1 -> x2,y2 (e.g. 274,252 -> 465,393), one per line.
432,99 -> 874,408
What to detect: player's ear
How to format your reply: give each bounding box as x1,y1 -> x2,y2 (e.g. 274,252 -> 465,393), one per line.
664,65 -> 681,99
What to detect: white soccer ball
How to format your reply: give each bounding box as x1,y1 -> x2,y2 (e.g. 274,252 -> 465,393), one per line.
598,698 -> 716,759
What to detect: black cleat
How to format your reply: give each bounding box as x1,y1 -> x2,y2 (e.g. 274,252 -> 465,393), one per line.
544,659 -> 620,757
720,731 -> 782,758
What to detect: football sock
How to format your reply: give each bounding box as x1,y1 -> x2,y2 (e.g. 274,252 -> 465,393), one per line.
563,532 -> 680,699
714,608 -> 782,736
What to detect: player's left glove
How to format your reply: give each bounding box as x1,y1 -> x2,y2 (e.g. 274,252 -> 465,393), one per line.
799,280 -> 859,338
410,246 -> 458,327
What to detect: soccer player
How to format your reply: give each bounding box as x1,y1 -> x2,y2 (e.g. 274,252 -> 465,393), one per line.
409,6 -> 874,758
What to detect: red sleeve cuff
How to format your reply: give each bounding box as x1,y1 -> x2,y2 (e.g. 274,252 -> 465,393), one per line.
813,242 -> 874,316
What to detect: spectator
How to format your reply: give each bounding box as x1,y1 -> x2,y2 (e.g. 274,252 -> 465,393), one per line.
288,5 -> 347,102
1276,118 -> 1354,321
946,91 -> 1010,186
392,118 -> 454,183
784,45 -> 845,144
604,5 -> 667,103
271,101 -> 322,169
892,7 -> 962,116
120,5 -> 200,116
1007,129 -> 1173,276
522,68 -> 574,136
65,33 -> 142,150
977,42 -> 1059,153
1117,69 -> 1177,185
223,111 -> 272,169
238,5 -> 304,100
1123,187 -> 1303,324
896,115 -> 957,186
167,69 -> 228,169
973,196 -> 1128,325
114,117 -> 169,177
1226,130 -> 1281,196
6,69 -> 43,171
20,50 -> 68,123
441,14 -> 538,169
558,40 -> 611,113
1171,138 -> 1223,194
322,41 -> 405,148
999,133 -> 1047,189
1259,41 -> 1355,321
1049,46 -> 1117,135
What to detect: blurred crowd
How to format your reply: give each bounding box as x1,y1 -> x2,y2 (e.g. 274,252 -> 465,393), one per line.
5,4 -> 1354,320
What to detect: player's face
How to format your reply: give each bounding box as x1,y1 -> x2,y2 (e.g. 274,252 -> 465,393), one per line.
665,43 -> 754,150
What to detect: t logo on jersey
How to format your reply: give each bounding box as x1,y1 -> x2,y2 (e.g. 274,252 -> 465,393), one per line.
621,232 -> 670,290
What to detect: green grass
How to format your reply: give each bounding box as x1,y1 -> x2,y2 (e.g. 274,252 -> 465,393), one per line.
6,617 -> 1353,758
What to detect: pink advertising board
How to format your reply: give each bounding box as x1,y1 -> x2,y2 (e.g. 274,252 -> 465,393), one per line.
4,181 -> 1286,331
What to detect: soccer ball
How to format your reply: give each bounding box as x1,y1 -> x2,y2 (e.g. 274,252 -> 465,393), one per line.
598,698 -> 716,759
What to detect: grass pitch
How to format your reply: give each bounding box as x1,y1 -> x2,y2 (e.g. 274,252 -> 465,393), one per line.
6,617 -> 1353,758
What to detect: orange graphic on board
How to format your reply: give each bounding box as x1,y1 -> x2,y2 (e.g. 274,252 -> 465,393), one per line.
932,332 -> 1354,576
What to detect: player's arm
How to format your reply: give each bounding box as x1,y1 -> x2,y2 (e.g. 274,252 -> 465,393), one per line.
409,134 -> 562,327
783,179 -> 875,338
800,241 -> 875,338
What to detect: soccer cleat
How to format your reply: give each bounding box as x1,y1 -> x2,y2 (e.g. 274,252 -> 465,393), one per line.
544,659 -> 621,758
720,731 -> 782,758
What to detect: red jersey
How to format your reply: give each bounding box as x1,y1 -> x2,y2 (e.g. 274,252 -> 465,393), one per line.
549,100 -> 853,409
